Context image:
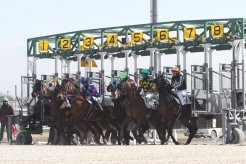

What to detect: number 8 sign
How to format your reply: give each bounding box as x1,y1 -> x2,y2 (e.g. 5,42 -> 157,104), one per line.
211,24 -> 224,37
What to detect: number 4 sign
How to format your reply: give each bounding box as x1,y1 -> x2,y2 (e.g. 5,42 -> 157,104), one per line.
107,34 -> 118,46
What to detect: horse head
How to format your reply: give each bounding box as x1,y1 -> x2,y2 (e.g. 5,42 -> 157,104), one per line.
42,76 -> 63,99
115,79 -> 137,99
153,73 -> 172,93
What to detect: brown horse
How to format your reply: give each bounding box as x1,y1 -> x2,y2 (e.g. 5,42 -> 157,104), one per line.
67,82 -> 119,145
115,79 -> 153,144
41,76 -> 71,144
61,78 -> 111,145
153,73 -> 198,145
107,81 -> 169,145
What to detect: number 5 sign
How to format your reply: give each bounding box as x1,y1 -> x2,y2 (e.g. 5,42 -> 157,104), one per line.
211,24 -> 224,37
131,32 -> 143,44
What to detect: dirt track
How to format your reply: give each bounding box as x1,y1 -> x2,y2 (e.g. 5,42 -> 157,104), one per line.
1,144 -> 246,164
0,129 -> 244,163
0,131 -> 246,164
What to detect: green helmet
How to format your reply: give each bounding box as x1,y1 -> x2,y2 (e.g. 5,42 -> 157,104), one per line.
140,69 -> 149,75
119,72 -> 128,80
2,97 -> 8,102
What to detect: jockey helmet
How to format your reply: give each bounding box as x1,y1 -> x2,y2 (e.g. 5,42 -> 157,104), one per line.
81,77 -> 89,83
2,97 -> 8,102
119,72 -> 128,80
140,69 -> 149,75
171,66 -> 180,73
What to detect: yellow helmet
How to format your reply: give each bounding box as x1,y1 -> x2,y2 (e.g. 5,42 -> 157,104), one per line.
171,66 -> 180,73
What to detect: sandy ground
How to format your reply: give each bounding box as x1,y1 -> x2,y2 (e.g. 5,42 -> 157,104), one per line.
0,131 -> 246,163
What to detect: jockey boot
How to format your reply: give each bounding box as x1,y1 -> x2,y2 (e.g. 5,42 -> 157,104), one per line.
95,103 -> 103,111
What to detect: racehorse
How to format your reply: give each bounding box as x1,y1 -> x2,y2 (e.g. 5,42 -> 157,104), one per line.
32,79 -> 57,144
66,81 -> 119,145
153,73 -> 198,145
106,83 -> 135,145
32,78 -> 104,145
115,79 -> 153,144
40,76 -> 71,144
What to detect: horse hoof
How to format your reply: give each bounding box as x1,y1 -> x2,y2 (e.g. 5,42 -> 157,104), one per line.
175,142 -> 179,145
103,139 -> 108,144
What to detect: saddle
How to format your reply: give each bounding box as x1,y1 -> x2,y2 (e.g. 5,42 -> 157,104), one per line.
141,92 -> 159,110
85,97 -> 103,112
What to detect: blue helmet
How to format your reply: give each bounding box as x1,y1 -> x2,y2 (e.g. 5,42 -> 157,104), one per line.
81,77 -> 89,83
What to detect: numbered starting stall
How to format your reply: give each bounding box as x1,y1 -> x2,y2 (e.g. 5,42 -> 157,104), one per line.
21,18 -> 246,145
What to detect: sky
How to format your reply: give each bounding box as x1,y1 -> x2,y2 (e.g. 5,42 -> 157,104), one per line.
1,0 -> 246,97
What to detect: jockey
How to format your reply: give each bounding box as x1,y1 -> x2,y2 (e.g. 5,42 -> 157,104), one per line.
81,77 -> 103,111
138,69 -> 158,109
117,71 -> 137,96
171,66 -> 190,108
119,71 -> 136,86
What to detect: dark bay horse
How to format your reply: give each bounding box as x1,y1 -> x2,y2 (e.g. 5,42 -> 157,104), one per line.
153,73 -> 198,145
41,76 -> 71,144
65,80 -> 119,145
115,79 -> 153,144
106,83 -> 135,145
32,78 -> 104,145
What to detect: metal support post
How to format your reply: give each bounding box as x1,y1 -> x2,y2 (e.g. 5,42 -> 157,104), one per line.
175,46 -> 183,68
7,116 -> 13,145
148,48 -> 156,77
65,60 -> 71,74
99,52 -> 107,103
54,55 -> 60,77
32,57 -> 38,79
221,108 -> 227,144
181,50 -> 188,79
88,57 -> 92,73
231,40 -> 240,123
208,49 -> 215,92
154,50 -> 158,74
204,44 -> 210,112
60,59 -> 65,75
122,50 -> 131,72
27,57 -> 33,77
132,53 -> 139,83
76,54 -> 83,87
157,52 -> 163,74
240,39 -> 245,110
110,56 -> 116,71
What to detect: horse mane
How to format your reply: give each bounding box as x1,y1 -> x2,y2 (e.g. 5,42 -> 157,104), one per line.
62,79 -> 80,95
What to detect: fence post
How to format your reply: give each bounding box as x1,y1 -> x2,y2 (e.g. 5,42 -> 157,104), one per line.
7,115 -> 13,145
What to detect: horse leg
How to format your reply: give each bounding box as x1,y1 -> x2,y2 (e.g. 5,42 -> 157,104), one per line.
132,120 -> 145,144
120,116 -> 131,143
88,123 -> 102,145
107,119 -> 122,145
155,124 -> 168,145
180,118 -> 198,145
166,120 -> 179,145
98,119 -> 118,145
